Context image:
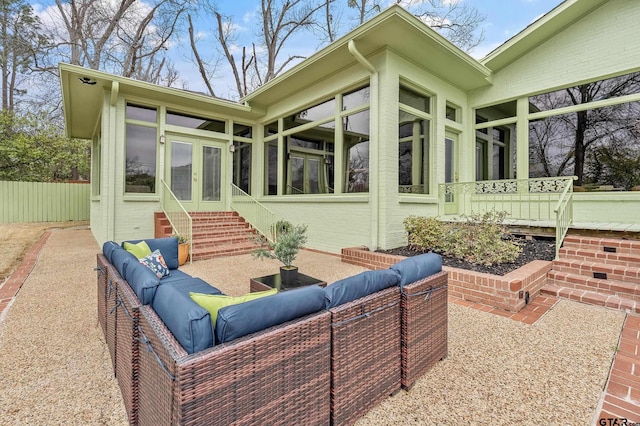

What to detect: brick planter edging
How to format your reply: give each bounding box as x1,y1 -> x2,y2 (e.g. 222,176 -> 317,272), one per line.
341,247 -> 552,313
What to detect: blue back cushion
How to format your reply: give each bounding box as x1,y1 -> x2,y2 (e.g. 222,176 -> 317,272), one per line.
152,278 -> 222,354
102,241 -> 120,263
111,247 -> 137,279
123,260 -> 161,305
215,285 -> 325,344
123,237 -> 179,270
323,269 -> 400,309
390,253 -> 442,286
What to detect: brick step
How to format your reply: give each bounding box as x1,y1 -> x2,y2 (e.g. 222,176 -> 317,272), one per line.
558,247 -> 640,268
552,259 -> 640,285
540,284 -> 640,314
547,270 -> 640,303
192,221 -> 250,230
189,211 -> 239,217
562,236 -> 640,256
193,234 -> 258,248
192,228 -> 255,239
191,241 -> 259,260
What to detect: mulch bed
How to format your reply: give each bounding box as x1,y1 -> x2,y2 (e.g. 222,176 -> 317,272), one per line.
378,236 -> 556,276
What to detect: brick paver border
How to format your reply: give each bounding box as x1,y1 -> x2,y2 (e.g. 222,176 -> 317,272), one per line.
0,231 -> 51,319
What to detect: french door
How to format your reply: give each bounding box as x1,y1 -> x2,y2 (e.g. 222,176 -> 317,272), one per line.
288,152 -> 324,194
166,134 -> 226,211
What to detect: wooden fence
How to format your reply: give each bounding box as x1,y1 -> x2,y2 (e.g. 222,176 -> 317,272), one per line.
0,181 -> 90,223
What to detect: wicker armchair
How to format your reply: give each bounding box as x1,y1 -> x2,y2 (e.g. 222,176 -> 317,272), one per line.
328,286 -> 401,426
136,306 -> 331,425
400,270 -> 448,390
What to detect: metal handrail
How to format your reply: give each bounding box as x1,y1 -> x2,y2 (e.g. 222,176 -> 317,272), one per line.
160,179 -> 192,263
553,176 -> 578,259
230,184 -> 277,242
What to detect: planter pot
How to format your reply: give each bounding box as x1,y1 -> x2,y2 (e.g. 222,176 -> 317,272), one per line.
178,243 -> 190,266
280,266 -> 298,284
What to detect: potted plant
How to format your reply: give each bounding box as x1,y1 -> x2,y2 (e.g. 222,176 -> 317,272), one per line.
253,221 -> 308,283
175,234 -> 190,266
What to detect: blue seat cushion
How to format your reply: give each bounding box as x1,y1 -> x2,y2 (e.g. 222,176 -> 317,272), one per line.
215,285 -> 325,344
123,237 -> 179,270
123,260 -> 161,305
102,241 -> 120,263
160,269 -> 191,284
390,253 -> 442,286
111,247 -> 137,279
152,278 -> 222,354
323,269 -> 400,309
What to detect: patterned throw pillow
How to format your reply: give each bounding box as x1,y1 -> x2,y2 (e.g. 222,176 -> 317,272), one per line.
139,249 -> 170,278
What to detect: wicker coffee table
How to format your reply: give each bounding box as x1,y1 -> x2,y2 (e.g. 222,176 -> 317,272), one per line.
250,272 -> 327,292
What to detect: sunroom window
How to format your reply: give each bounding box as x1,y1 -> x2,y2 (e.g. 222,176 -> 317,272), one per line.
125,104 -> 158,194
398,85 -> 431,194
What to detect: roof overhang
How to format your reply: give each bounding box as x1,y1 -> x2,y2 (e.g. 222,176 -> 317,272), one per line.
243,5 -> 493,107
59,64 -> 262,139
481,0 -> 608,72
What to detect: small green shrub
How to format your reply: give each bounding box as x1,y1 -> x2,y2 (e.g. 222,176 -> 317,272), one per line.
403,210 -> 521,266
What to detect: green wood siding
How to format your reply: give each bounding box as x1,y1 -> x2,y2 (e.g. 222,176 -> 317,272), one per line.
0,181 -> 90,223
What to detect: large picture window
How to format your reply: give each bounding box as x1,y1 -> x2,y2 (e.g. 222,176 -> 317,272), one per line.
262,85 -> 370,195
125,103 -> 158,194
528,71 -> 640,191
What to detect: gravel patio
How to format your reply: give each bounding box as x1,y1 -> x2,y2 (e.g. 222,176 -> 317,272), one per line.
0,227 -> 626,425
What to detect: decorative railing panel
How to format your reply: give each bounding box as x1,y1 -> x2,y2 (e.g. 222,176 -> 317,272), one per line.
439,176 -> 576,258
231,184 -> 277,242
160,179 -> 192,263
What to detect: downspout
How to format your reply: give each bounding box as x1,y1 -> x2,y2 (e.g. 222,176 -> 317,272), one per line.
348,40 -> 379,250
107,81 -> 119,242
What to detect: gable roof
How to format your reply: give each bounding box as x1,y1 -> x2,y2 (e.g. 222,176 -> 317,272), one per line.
243,5 -> 493,108
481,0 -> 608,71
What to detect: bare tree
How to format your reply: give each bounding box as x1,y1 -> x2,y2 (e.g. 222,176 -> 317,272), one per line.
37,0 -> 189,85
0,0 -> 46,112
192,0 -> 327,99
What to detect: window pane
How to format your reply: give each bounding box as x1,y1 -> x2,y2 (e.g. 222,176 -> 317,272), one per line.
493,145 -> 505,180
264,121 -> 278,137
398,111 -> 429,194
529,101 -> 640,190
166,111 -> 226,133
126,104 -> 157,122
170,142 -> 192,200
343,86 -> 370,110
266,144 -> 278,195
476,101 -> 516,121
399,86 -> 430,113
446,105 -> 457,121
476,141 -> 486,181
343,110 -> 370,193
233,123 -> 252,138
308,158 -> 320,194
289,136 -> 323,150
291,156 -> 304,194
125,124 -> 157,193
202,146 -> 221,201
285,98 -> 336,130
529,70 -> 640,111
233,142 -> 251,193
347,141 -> 369,193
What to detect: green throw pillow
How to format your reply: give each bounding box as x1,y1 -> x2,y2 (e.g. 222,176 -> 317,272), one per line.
123,241 -> 152,259
190,288 -> 278,329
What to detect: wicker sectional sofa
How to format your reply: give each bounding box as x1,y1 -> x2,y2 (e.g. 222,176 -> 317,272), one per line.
96,237 -> 448,426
